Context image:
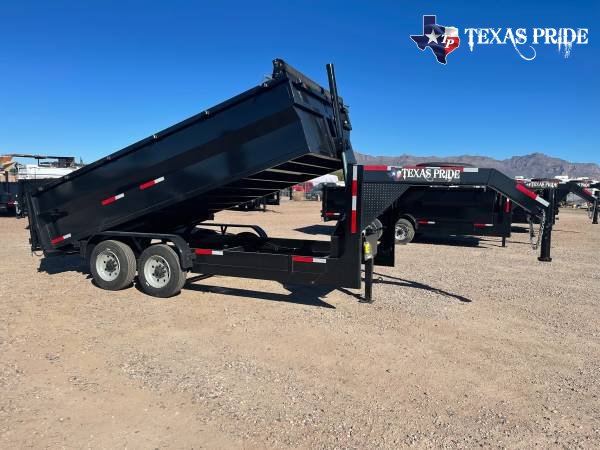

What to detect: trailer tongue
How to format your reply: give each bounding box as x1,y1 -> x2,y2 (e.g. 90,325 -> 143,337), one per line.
25,60 -> 551,302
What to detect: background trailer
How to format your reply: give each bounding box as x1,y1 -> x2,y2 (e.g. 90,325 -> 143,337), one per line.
512,179 -> 599,225
322,168 -> 514,246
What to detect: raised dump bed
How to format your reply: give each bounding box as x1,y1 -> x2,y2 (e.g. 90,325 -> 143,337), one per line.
27,59 -> 352,254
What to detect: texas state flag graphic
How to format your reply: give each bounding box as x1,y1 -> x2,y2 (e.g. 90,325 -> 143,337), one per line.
410,16 -> 460,64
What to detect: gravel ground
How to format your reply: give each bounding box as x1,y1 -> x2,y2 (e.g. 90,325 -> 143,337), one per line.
1,201 -> 599,448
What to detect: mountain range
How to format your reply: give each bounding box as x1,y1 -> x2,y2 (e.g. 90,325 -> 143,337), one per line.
353,152 -> 600,180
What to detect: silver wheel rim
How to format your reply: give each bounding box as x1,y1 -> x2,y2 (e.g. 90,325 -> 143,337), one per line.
395,225 -> 408,241
144,255 -> 171,288
96,249 -> 121,282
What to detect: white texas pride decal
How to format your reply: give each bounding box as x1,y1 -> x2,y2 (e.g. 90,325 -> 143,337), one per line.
390,167 -> 463,182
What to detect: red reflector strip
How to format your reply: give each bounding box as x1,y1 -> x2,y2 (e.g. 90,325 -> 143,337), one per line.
140,176 -> 165,190
325,211 -> 340,217
474,223 -> 493,228
417,220 -> 435,225
505,199 -> 511,213
351,210 -> 357,233
194,249 -> 223,256
516,183 -> 538,200
516,183 -> 550,207
351,166 -> 358,234
51,233 -> 71,245
101,192 -> 125,206
292,256 -> 326,264
363,165 -> 390,171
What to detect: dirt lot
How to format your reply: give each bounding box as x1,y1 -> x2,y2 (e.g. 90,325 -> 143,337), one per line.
1,202 -> 599,448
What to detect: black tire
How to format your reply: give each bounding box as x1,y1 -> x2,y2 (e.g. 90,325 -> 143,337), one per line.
90,240 -> 136,290
138,244 -> 186,298
395,218 -> 415,244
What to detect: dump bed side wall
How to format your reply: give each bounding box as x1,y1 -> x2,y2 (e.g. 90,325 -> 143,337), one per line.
29,65 -> 347,253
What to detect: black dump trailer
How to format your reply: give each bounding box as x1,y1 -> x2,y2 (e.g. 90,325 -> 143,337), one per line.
323,164 -> 513,245
0,181 -> 18,213
25,60 -> 552,302
512,179 -> 599,225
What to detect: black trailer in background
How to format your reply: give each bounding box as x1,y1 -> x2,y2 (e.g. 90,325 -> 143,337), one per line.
24,60 -> 552,302
1,154 -> 80,216
512,179 -> 598,225
323,182 -> 513,245
0,181 -> 18,213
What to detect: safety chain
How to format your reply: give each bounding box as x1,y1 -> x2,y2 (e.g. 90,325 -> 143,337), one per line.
529,210 -> 546,250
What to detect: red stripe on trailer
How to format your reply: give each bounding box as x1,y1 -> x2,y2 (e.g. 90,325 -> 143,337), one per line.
194,249 -> 223,256
101,192 -> 125,206
292,256 -> 313,263
583,188 -> 593,196
363,165 -> 389,171
292,256 -> 326,264
50,233 -> 71,245
516,183 -> 538,200
350,166 -> 358,234
140,176 -> 165,190
401,165 -> 464,171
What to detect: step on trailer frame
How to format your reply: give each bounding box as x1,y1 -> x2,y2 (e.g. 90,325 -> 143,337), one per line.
24,60 -> 551,302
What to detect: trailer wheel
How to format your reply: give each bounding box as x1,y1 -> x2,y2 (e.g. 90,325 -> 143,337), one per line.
366,218 -> 383,240
138,244 -> 186,298
90,240 -> 137,290
395,218 -> 415,244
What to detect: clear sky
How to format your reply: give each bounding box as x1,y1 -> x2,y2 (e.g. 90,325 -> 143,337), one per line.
1,1 -> 598,164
